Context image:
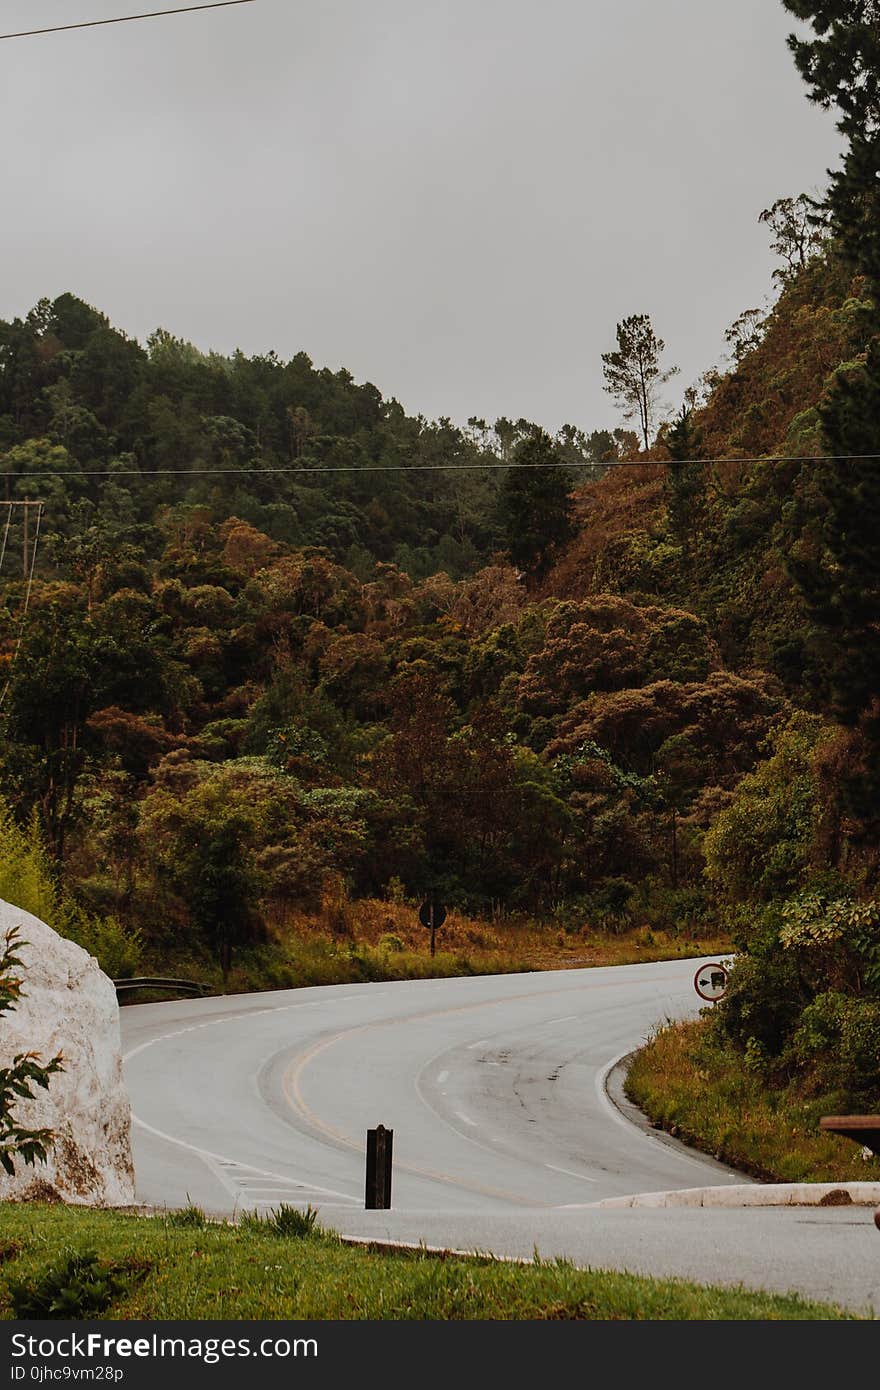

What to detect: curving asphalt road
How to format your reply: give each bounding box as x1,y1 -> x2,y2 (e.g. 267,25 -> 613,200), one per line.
120,959 -> 880,1314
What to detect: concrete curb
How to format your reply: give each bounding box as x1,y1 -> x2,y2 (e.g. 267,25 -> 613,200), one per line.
589,1182 -> 880,1209
602,1051 -> 748,1181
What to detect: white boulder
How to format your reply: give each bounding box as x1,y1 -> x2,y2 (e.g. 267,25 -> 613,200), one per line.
0,899 -> 135,1206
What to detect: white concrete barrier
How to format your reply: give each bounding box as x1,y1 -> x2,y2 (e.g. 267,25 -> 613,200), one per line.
590,1182 -> 880,1208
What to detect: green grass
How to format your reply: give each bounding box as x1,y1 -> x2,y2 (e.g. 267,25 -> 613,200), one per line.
625,1018 -> 880,1184
0,1205 -> 862,1320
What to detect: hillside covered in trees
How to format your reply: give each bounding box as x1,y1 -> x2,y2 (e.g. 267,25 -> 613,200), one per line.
0,2 -> 877,1109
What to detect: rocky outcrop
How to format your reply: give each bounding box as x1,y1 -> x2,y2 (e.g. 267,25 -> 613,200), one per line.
0,899 -> 135,1206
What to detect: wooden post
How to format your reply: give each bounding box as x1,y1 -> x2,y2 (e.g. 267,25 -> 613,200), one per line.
365,1124 -> 393,1209
22,498 -> 29,580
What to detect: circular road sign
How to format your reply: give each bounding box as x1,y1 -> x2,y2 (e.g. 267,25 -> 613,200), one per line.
418,900 -> 447,930
694,961 -> 729,1002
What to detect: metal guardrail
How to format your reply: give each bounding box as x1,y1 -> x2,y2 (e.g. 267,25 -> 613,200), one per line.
113,976 -> 210,999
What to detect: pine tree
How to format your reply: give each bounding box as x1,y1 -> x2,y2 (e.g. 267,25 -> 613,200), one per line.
601,314 -> 678,451
782,2 -> 880,300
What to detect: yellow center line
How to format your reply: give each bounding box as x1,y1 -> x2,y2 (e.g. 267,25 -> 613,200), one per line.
282,971 -> 677,1207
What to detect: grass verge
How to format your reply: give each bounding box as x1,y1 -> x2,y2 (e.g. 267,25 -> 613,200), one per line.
134,896 -> 732,998
625,1017 -> 880,1184
0,1204 -> 860,1320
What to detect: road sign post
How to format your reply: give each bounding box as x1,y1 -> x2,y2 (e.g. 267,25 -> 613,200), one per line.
694,961 -> 729,1003
418,899 -> 447,958
365,1124 -> 393,1209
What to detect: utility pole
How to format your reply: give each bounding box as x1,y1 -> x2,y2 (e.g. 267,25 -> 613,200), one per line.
0,498 -> 45,711
418,898 -> 447,957
0,499 -> 45,580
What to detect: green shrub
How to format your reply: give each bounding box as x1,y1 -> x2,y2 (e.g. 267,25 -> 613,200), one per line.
54,905 -> 142,980
268,1204 -> 321,1238
790,991 -> 880,1099
791,991 -> 849,1068
0,799 -> 141,978
0,806 -> 55,923
838,999 -> 880,1098
378,932 -> 406,953
9,1250 -> 145,1319
595,878 -> 636,916
703,714 -> 833,908
165,1203 -> 207,1229
239,1203 -> 322,1239
713,951 -> 807,1057
385,877 -> 409,906
641,884 -> 711,933
548,900 -> 587,934
779,892 -> 880,995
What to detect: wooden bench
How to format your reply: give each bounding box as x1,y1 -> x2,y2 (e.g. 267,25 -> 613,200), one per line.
819,1115 -> 880,1158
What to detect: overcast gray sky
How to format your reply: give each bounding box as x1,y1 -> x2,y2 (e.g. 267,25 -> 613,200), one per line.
1,1 -> 843,436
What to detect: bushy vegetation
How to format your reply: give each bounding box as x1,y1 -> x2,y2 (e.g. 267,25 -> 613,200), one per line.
626,1016 -> 880,1183
0,800 -> 140,977
7,1249 -> 145,1320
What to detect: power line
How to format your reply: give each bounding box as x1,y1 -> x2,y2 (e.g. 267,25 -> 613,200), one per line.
0,2 -> 257,42
3,453 -> 880,479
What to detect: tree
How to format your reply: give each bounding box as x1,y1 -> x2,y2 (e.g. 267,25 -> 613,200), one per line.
724,306 -> 769,364
789,338 -> 880,720
497,430 -> 575,580
0,927 -> 63,1177
601,314 -> 678,450
0,596 -> 177,858
778,6 -> 880,723
187,821 -> 263,981
759,194 -> 828,282
660,404 -> 705,549
703,714 -> 832,904
781,2 -> 880,297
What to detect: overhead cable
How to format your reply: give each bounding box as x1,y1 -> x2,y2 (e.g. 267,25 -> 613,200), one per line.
0,2 -> 256,42
5,453 -> 880,479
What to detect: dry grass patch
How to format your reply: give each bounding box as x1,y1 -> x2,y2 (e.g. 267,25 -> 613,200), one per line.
135,895 -> 732,997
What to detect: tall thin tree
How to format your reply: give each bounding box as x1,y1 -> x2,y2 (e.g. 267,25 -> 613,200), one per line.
601,314 -> 678,451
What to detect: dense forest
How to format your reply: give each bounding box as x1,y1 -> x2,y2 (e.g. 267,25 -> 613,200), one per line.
0,1 -> 877,1103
